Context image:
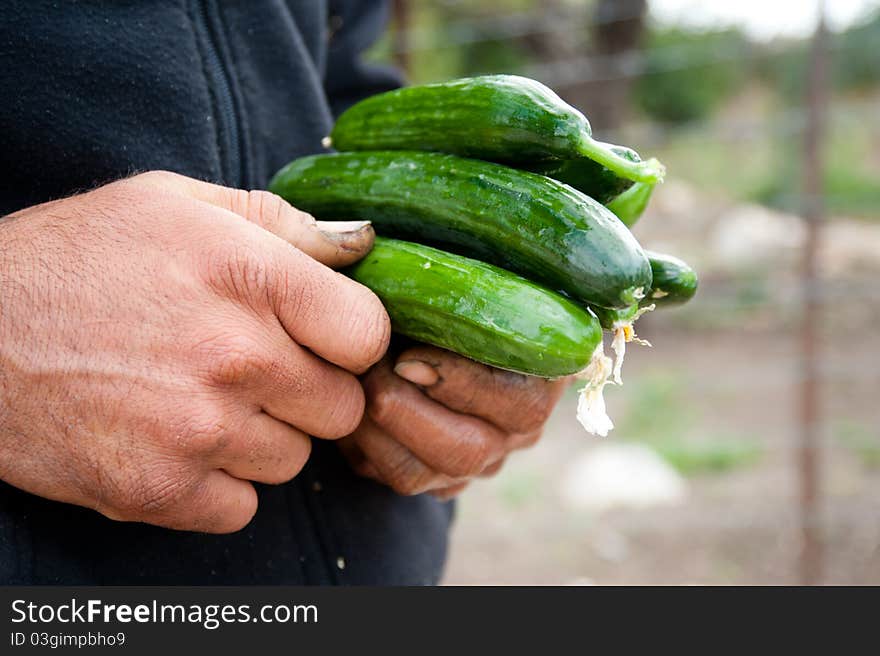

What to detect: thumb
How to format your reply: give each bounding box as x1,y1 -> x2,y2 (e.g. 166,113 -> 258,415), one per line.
137,171 -> 375,268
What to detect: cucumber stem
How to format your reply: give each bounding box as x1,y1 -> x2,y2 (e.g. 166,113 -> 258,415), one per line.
606,181 -> 656,228
609,304 -> 654,385
576,136 -> 666,184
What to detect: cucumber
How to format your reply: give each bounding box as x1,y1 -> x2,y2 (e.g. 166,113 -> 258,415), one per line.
327,74 -> 665,184
606,181 -> 655,228
590,302 -> 642,332
269,151 -> 652,310
527,145 -> 639,204
644,250 -> 698,306
346,237 -> 603,377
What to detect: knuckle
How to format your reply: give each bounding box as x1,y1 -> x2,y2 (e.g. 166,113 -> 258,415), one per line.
217,489 -> 259,533
494,372 -> 557,432
201,240 -> 272,304
243,189 -> 287,230
391,479 -> 423,496
187,480 -> 257,534
166,404 -> 233,455
227,187 -> 253,218
282,262 -> 319,321
262,437 -> 311,485
131,169 -> 179,187
516,429 -> 544,449
346,289 -> 391,372
320,380 -> 366,438
386,460 -> 433,496
444,428 -> 493,478
115,466 -> 199,519
195,332 -> 270,386
211,186 -> 264,224
517,393 -> 557,433
480,459 -> 505,478
366,384 -> 400,429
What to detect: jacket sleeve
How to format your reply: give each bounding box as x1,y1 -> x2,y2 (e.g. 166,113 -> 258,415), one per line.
324,0 -> 404,118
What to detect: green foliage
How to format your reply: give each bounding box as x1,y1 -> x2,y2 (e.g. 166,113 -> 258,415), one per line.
634,27 -> 749,124
365,0 -> 544,84
616,372 -> 694,438
616,372 -> 763,476
458,39 -> 530,77
835,420 -> 880,469
760,10 -> 880,103
748,110 -> 880,219
498,471 -> 546,509
756,45 -> 807,104
652,438 -> 762,475
833,10 -> 880,91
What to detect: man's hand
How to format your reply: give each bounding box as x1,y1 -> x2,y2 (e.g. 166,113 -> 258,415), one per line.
339,346 -> 567,499
0,171 -> 389,533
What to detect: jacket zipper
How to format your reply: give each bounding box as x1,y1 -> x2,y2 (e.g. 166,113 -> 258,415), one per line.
193,0 -> 243,186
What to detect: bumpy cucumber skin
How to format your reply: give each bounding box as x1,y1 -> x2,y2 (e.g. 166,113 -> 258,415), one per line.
347,238 -> 603,377
330,75 -> 591,163
527,146 -> 639,204
269,151 -> 651,310
644,250 -> 698,306
606,181 -> 655,228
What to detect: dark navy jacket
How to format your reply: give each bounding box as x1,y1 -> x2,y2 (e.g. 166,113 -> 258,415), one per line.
0,0 -> 453,584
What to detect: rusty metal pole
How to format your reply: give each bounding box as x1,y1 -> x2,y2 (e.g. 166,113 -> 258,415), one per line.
798,0 -> 828,586
391,0 -> 411,77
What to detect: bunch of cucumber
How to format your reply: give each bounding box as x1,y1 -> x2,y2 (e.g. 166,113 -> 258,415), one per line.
269,75 -> 697,436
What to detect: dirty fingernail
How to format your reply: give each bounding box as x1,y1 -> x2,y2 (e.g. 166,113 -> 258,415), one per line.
317,220 -> 372,241
394,360 -> 439,386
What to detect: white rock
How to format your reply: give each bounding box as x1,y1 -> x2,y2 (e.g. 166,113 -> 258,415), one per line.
559,443 -> 687,512
710,204 -> 805,267
821,219 -> 880,274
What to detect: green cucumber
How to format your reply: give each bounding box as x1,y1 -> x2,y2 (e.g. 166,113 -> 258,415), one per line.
590,302 -> 642,331
269,151 -> 652,310
327,74 -> 665,184
607,181 -> 655,228
592,252 -> 697,328
347,238 -> 603,377
527,145 -> 639,204
644,250 -> 698,306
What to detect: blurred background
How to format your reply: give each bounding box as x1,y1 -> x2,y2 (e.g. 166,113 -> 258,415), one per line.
367,0 -> 880,584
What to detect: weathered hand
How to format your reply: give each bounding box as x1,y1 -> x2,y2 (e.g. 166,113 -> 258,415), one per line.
0,171 -> 389,532
339,345 -> 567,499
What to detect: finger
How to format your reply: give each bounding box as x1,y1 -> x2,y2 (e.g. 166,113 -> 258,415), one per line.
429,483 -> 470,501
267,249 -> 390,374
506,429 -> 543,452
351,416 -> 460,496
393,346 -> 567,434
185,470 -> 258,534
337,437 -> 384,481
239,332 -> 366,439
141,470 -> 258,534
136,171 -> 374,268
365,358 -> 506,479
212,412 -> 312,484
480,458 -> 506,478
337,435 -> 368,471
196,209 -> 390,374
134,172 -> 389,371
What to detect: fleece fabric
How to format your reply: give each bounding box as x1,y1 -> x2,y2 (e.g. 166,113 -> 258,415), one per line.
0,0 -> 453,585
